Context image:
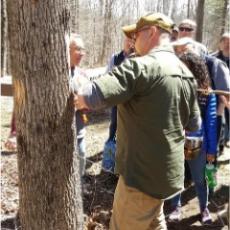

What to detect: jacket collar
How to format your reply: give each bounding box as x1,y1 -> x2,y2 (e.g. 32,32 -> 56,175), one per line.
149,44 -> 175,55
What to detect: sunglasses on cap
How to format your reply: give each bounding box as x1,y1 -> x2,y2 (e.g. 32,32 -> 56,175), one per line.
179,27 -> 194,32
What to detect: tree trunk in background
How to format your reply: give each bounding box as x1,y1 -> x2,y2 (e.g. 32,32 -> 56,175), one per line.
91,1 -> 97,67
76,0 -> 80,31
99,0 -> 104,16
1,0 -> 7,77
157,0 -> 163,12
136,0 -> 140,17
7,1 -> 83,229
167,0 -> 174,17
195,0 -> 205,42
100,0 -> 107,64
70,0 -> 80,32
100,0 -> 113,65
220,0 -> 228,35
170,0 -> 177,21
187,0 -> 191,18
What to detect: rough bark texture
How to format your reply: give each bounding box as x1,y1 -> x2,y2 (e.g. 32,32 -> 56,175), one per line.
70,0 -> 79,32
220,0 -> 228,35
1,0 -> 8,77
195,0 -> 205,42
100,0 -> 113,65
6,1 -> 83,229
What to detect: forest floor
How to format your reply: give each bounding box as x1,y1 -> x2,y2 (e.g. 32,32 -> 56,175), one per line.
1,96 -> 229,230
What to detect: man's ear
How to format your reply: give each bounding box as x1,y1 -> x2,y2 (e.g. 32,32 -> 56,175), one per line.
149,26 -> 158,39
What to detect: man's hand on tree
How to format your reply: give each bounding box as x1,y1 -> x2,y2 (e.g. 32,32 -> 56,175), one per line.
74,94 -> 89,110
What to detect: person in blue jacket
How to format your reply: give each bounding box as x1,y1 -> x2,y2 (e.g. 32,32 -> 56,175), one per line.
106,36 -> 135,143
103,35 -> 135,171
168,52 -> 217,225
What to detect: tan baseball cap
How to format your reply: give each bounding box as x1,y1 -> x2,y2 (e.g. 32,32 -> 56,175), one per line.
122,13 -> 174,38
179,19 -> 196,30
171,37 -> 194,46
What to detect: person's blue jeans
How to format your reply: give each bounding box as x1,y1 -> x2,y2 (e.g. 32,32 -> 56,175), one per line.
171,151 -> 208,212
108,106 -> 117,142
77,137 -> 86,176
224,108 -> 229,143
75,111 -> 86,176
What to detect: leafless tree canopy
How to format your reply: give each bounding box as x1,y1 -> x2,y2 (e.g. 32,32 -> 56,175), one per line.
2,0 -> 229,74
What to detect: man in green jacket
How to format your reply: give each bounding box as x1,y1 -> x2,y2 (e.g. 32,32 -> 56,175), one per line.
73,12 -> 201,230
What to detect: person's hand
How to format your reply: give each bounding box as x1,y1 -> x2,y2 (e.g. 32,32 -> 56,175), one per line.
206,154 -> 215,163
74,94 -> 88,110
219,95 -> 230,108
74,94 -> 78,109
225,96 -> 230,109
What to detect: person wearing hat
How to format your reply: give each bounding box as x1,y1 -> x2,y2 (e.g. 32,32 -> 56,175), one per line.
171,37 -> 196,55
178,19 -> 208,58
73,13 -> 201,229
69,33 -> 88,177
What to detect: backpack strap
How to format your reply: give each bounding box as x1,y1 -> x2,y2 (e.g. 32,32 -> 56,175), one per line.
205,55 -> 216,90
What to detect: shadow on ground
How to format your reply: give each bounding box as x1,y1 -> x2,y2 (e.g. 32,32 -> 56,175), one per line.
1,176 -> 228,230
164,185 -> 229,229
1,151 -> 229,230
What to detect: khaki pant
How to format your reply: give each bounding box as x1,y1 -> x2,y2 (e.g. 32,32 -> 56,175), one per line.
110,176 -> 167,230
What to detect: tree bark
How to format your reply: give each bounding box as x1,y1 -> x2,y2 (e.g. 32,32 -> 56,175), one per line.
1,0 -> 8,77
70,0 -> 79,32
76,0 -> 80,32
187,0 -> 191,18
195,0 -> 205,42
100,0 -> 114,64
167,0 -> 174,17
157,0 -> 163,12
7,1 -> 83,229
220,0 -> 228,35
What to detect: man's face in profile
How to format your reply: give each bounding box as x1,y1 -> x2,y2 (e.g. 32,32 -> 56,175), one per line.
222,37 -> 230,55
69,42 -> 85,67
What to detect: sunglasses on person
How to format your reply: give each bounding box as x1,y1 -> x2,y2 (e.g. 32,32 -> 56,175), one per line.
179,27 -> 194,32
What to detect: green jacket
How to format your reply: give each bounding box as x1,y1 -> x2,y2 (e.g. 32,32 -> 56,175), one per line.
93,46 -> 200,199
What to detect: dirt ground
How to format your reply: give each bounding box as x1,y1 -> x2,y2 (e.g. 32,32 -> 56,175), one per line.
1,96 -> 229,230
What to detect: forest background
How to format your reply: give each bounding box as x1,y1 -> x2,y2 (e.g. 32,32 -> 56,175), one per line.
1,0 -> 230,76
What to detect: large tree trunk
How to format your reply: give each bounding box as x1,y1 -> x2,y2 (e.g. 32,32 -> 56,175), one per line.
195,0 -> 205,42
7,1 -> 83,229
